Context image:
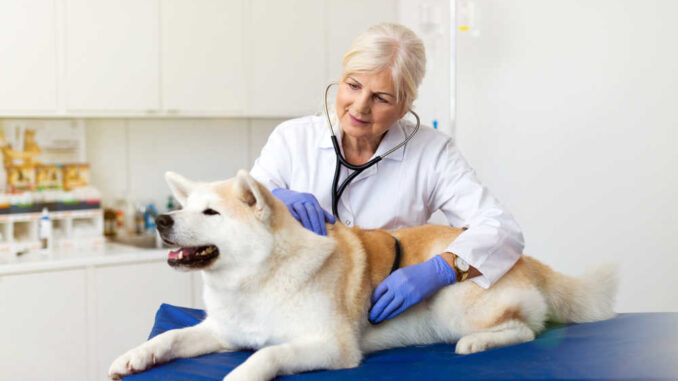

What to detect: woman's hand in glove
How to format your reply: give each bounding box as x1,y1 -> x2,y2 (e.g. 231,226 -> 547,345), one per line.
271,188 -> 336,236
369,254 -> 457,323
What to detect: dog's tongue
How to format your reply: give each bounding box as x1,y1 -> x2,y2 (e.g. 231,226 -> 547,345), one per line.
168,247 -> 199,260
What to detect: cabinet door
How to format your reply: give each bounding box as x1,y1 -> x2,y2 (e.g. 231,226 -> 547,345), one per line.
95,261 -> 192,380
247,0 -> 325,117
0,0 -> 57,113
161,0 -> 245,115
65,0 -> 159,112
0,270 -> 88,380
326,0 -> 398,83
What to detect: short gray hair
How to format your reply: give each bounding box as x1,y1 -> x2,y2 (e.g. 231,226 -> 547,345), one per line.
341,23 -> 426,110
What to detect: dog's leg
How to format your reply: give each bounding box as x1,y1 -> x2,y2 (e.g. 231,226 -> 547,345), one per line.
108,321 -> 228,379
455,320 -> 535,355
223,336 -> 360,381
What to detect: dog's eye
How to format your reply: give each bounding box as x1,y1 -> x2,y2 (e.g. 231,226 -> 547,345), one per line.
203,208 -> 220,216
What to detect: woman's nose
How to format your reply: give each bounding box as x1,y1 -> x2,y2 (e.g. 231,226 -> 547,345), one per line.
354,92 -> 371,114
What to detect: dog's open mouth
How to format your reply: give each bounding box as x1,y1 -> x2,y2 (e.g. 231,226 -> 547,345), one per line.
167,245 -> 219,269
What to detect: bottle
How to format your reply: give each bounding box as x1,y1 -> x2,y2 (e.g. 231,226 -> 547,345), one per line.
144,203 -> 158,235
135,205 -> 145,236
123,198 -> 136,236
39,207 -> 53,256
166,195 -> 176,212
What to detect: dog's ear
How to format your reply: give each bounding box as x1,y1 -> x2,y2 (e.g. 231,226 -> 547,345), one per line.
165,171 -> 196,207
235,169 -> 272,222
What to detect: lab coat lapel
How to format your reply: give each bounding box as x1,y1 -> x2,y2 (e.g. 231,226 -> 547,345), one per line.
318,120 -> 406,184
352,123 -> 405,182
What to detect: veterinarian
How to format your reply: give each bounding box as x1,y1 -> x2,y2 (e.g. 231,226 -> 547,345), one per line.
251,23 -> 524,324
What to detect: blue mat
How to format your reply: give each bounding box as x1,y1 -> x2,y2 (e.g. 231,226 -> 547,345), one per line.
125,304 -> 678,380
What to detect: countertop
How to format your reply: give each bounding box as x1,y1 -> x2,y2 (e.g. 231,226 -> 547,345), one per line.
0,242 -> 170,275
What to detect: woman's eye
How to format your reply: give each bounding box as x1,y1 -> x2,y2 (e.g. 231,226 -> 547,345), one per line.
203,208 -> 220,216
347,82 -> 359,89
376,96 -> 388,103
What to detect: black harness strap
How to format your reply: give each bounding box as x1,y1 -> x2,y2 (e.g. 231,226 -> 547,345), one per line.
390,236 -> 402,274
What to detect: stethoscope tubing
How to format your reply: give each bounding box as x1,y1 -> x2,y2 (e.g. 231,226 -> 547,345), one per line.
324,82 -> 420,219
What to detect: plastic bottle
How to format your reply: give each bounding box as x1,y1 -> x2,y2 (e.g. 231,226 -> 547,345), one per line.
39,207 -> 53,256
166,195 -> 176,212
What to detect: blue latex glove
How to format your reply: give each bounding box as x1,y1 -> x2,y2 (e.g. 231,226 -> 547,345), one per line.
369,254 -> 456,323
271,188 -> 336,236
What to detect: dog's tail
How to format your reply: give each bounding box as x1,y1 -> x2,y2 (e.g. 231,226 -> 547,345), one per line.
526,256 -> 619,323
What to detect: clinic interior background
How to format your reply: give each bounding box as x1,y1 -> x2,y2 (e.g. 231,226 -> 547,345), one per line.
3,0 -> 676,315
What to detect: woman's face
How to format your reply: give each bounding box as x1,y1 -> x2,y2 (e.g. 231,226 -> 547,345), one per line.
336,70 -> 407,144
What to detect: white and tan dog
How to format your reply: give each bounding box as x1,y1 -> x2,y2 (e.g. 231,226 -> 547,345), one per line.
109,170 -> 618,381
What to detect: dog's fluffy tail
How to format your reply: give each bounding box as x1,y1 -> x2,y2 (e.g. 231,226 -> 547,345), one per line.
527,257 -> 619,323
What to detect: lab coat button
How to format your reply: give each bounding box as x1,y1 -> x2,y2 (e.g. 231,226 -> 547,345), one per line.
345,220 -> 352,226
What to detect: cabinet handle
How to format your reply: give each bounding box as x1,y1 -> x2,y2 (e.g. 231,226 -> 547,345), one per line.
167,109 -> 179,114
146,109 -> 157,114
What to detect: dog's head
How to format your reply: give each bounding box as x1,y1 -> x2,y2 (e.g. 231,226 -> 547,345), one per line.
156,170 -> 284,271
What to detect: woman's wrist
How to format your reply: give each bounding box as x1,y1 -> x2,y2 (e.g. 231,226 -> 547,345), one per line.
440,252 -> 481,281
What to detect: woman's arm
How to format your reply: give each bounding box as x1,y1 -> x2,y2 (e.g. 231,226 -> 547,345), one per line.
431,139 -> 524,289
250,123 -> 293,190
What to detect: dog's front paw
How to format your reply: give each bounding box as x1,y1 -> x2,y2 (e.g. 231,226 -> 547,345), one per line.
455,334 -> 490,355
108,345 -> 161,379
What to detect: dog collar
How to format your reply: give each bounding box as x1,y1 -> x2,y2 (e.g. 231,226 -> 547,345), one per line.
390,236 -> 402,274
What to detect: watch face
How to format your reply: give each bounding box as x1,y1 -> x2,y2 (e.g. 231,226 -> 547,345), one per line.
455,257 -> 470,272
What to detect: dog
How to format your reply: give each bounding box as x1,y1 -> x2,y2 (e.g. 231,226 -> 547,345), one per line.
108,170 -> 618,381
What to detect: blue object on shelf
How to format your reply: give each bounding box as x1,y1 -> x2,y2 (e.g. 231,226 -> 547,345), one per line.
144,203 -> 158,233
124,304 -> 678,380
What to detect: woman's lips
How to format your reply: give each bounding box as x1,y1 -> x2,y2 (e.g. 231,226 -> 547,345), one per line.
349,114 -> 369,125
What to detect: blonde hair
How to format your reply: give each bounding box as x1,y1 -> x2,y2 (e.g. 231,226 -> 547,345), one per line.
341,23 -> 426,110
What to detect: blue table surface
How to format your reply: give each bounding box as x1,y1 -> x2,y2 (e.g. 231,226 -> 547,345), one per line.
125,304 -> 678,380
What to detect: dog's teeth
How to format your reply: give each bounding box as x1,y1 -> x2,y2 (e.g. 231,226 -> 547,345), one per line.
178,252 -> 183,260
206,247 -> 214,254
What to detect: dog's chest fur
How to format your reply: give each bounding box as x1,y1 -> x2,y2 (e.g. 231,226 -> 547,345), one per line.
201,267 -> 343,349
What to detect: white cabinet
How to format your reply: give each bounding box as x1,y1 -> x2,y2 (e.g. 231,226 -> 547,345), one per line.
0,269 -> 88,380
94,262 -> 193,380
0,251 -> 198,381
65,0 -> 160,112
0,0 -> 57,113
246,0 -> 326,117
161,0 -> 246,114
1,0 -> 402,117
326,0 -> 398,83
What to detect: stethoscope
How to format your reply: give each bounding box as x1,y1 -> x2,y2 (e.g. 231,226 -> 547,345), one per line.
323,82 -> 421,219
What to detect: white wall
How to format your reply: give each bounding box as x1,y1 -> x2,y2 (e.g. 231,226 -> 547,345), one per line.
399,0 -> 453,135
456,0 -> 678,312
85,118 -> 282,213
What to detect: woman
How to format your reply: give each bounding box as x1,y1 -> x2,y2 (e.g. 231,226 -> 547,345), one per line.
251,23 -> 524,324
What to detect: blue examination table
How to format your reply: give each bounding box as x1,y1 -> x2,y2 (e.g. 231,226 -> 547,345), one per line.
125,303 -> 678,380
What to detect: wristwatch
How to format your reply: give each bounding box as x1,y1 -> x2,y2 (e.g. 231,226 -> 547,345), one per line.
454,256 -> 471,282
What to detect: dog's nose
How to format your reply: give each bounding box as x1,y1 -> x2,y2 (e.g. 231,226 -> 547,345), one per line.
155,214 -> 174,230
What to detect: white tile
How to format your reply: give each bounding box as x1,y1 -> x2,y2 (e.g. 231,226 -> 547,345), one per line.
127,119 -> 249,212
84,119 -> 128,203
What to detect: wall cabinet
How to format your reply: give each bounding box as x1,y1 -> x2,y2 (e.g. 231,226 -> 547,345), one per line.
65,0 -> 160,113
0,0 -> 403,118
246,0 -> 326,117
161,0 -> 246,114
0,0 -> 58,113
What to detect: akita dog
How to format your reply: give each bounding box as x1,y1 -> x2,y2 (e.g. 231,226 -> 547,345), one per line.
109,170 -> 618,381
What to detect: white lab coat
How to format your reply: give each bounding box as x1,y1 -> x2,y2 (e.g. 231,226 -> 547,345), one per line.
250,115 -> 524,288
